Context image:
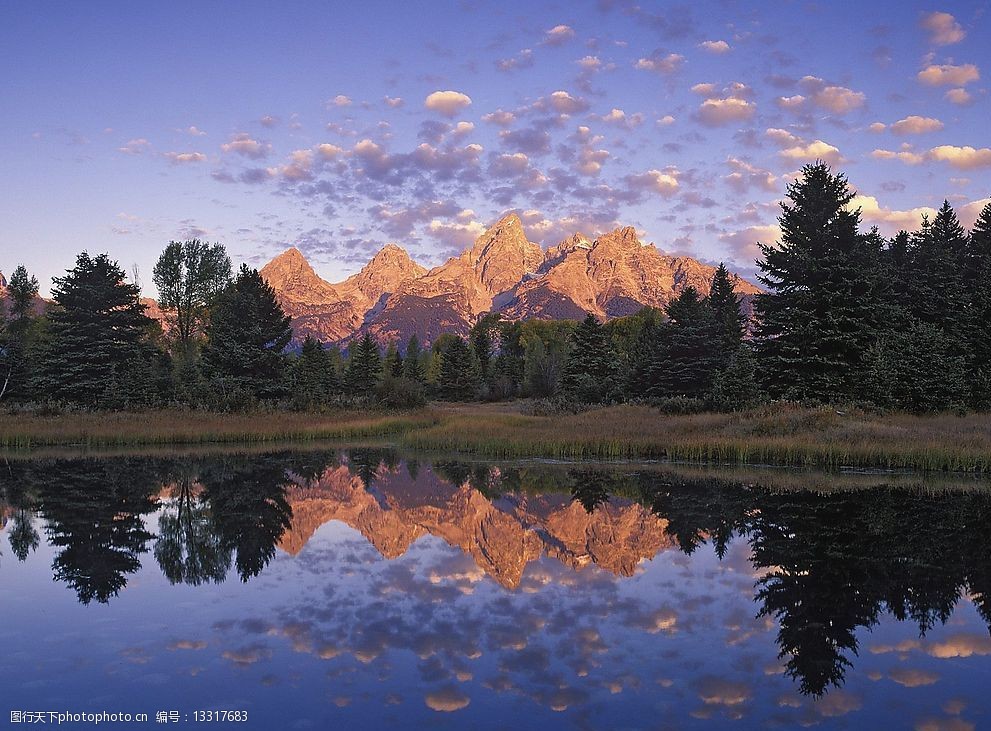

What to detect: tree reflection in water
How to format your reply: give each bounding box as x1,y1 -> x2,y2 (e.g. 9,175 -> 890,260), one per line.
2,451 -> 989,700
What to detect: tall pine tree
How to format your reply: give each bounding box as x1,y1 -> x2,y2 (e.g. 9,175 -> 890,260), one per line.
558,313 -> 619,403
345,332 -> 382,396
754,162 -> 879,402
202,264 -> 291,403
42,253 -> 158,406
708,264 -> 745,369
967,202 -> 991,407
437,335 -> 479,400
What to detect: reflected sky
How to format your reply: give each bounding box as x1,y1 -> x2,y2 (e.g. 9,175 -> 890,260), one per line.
1,451 -> 989,729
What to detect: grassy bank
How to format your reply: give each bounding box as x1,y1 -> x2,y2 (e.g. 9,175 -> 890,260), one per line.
0,409 -> 439,449
2,403 -> 990,473
401,403 -> 991,472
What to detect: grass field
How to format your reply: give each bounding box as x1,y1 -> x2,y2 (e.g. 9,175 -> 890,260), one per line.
0,409 -> 439,449
401,402 -> 991,472
2,402 -> 990,472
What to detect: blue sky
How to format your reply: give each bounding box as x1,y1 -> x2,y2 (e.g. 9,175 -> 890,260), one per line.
1,0 -> 989,295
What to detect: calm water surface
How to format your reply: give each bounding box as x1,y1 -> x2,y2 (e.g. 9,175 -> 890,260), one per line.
1,449 -> 989,730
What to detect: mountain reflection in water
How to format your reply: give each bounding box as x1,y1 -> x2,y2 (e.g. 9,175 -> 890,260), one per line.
1,449 -> 990,728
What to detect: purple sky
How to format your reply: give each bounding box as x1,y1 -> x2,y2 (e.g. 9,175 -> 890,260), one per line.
1,0 -> 989,295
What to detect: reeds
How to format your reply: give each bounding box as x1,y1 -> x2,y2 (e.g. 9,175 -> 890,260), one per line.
0,409 -> 439,449
400,403 -> 991,472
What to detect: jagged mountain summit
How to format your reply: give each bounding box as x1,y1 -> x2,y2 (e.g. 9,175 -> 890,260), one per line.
261,213 -> 760,346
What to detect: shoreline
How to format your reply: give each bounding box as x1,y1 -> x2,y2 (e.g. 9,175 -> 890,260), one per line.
1,402 -> 990,473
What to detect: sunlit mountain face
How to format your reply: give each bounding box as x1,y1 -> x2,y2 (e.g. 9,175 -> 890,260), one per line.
3,3 -> 989,298
2,450 -> 990,728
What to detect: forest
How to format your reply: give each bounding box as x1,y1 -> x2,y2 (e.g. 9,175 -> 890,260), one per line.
2,161 -> 990,415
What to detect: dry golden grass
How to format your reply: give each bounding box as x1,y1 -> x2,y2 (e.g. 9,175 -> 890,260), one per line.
402,403 -> 991,472
0,409 -> 439,449
3,402 -> 989,472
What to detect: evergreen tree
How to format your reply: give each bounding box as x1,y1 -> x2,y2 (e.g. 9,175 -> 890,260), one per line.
710,345 -> 760,411
865,321 -> 969,412
345,332 -> 382,396
202,264 -> 291,404
291,335 -> 339,408
647,287 -> 720,399
558,313 -> 620,403
966,203 -> 991,408
152,239 -> 232,354
41,253 -> 158,406
383,341 -> 404,378
754,162 -> 879,402
708,263 -> 745,367
402,333 -> 426,383
469,313 -> 500,383
906,201 -> 970,343
437,335 -> 479,400
0,264 -> 39,401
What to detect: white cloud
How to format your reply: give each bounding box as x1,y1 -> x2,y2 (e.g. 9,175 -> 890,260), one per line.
765,128 -> 803,147
383,96 -> 404,108
928,145 -> 991,169
544,24 -> 575,45
634,53 -> 684,75
424,90 -> 472,117
164,151 -> 206,164
481,109 -> 516,127
331,94 -> 352,107
657,115 -> 675,126
544,90 -> 588,114
724,158 -> 778,193
945,87 -> 973,105
890,115 -> 944,134
698,40 -> 731,54
872,148 -> 926,165
576,55 -> 602,69
220,132 -> 271,159
600,108 -> 643,128
917,63 -> 980,86
921,11 -> 965,45
314,143 -> 344,159
869,122 -> 887,133
849,194 -> 936,233
780,139 -> 842,165
776,95 -> 805,109
799,76 -> 865,114
626,168 -> 679,196
697,97 -> 755,126
118,138 -> 150,155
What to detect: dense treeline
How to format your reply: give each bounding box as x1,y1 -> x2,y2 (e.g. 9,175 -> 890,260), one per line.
1,161 -> 988,413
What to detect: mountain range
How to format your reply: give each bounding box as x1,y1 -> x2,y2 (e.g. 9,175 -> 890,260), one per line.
260,213 -> 760,346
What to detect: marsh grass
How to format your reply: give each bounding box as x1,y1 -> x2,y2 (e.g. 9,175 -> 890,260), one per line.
402,403 -> 991,472
0,409 -> 439,449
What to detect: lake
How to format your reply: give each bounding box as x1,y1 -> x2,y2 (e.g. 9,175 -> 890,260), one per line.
1,448 -> 989,729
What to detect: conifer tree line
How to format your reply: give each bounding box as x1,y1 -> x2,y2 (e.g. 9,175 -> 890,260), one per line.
0,161 -> 988,413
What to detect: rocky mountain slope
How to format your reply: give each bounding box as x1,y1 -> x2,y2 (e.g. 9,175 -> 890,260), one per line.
260,213 -> 759,345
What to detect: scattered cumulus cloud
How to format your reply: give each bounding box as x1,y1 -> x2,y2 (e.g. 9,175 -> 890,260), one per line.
921,11 -> 965,46
424,90 -> 472,117
779,139 -> 842,165
634,52 -> 684,75
221,133 -> 272,159
543,24 -> 575,46
118,138 -> 150,155
164,151 -> 207,164
890,115 -> 944,135
698,40 -> 731,54
799,76 -> 866,114
917,63 -> 980,86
